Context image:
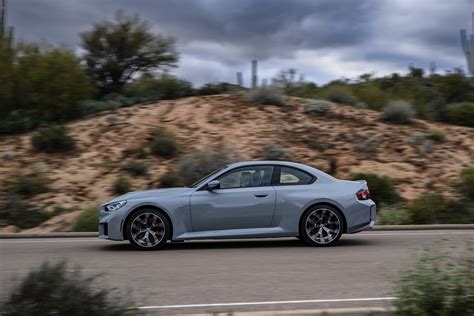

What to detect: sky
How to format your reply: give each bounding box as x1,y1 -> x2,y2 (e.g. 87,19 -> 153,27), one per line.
6,0 -> 474,87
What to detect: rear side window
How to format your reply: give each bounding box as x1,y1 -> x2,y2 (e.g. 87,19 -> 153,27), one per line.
277,166 -> 314,185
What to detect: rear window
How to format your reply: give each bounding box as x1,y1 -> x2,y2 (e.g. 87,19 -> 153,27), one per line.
278,166 -> 314,185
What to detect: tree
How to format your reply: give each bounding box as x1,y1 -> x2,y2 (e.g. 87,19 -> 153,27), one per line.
81,10 -> 178,94
14,45 -> 94,120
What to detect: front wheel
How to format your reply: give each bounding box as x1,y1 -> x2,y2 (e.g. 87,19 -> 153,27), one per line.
126,209 -> 170,250
299,206 -> 343,247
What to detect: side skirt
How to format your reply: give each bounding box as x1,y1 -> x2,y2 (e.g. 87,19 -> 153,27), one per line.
173,226 -> 296,241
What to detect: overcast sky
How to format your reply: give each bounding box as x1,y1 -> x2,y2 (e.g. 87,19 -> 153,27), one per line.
6,0 -> 474,87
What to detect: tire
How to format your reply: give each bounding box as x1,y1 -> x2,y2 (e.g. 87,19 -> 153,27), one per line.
299,205 -> 343,247
126,209 -> 170,250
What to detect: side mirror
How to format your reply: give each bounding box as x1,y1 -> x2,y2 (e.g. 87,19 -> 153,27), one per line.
207,180 -> 220,191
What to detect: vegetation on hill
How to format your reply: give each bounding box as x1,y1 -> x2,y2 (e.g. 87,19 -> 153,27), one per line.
274,67 -> 474,127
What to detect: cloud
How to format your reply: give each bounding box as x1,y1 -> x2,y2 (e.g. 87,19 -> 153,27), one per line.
7,0 -> 472,86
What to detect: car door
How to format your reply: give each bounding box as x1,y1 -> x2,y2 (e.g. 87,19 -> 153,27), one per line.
190,165 -> 276,232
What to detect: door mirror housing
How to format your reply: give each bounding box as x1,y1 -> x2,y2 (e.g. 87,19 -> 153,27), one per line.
207,180 -> 220,191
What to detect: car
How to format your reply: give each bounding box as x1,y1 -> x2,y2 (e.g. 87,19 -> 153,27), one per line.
99,161 -> 376,250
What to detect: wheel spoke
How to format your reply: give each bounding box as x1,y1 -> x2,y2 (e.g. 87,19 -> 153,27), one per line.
305,208 -> 340,244
131,213 -> 165,248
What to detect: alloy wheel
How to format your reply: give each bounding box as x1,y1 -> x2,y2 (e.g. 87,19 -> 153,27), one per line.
305,208 -> 341,244
130,213 -> 166,248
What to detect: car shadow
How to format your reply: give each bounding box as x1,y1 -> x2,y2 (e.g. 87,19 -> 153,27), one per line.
99,237 -> 373,252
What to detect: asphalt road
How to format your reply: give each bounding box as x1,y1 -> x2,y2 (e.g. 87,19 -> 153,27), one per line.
1,230 -> 472,315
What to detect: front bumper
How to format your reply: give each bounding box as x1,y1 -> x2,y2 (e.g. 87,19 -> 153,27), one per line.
98,205 -> 128,241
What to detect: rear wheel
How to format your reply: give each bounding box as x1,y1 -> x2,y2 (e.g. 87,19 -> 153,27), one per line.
300,205 -> 343,247
126,209 -> 170,250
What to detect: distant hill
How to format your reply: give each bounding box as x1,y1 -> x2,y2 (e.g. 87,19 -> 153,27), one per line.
0,94 -> 472,232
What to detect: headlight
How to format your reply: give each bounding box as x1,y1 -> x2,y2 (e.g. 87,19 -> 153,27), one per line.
104,200 -> 127,211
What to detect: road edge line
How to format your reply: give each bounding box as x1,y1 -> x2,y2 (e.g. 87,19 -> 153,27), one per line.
0,224 -> 473,238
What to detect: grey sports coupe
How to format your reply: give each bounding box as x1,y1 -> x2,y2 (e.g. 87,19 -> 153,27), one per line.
99,161 -> 376,250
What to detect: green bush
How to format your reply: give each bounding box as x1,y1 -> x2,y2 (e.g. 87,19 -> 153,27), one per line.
248,86 -> 286,106
445,102 -> 474,127
150,128 -> 178,158
0,261 -> 133,315
0,195 -> 49,229
427,129 -> 446,143
325,86 -> 356,106
352,84 -> 389,110
261,144 -> 290,161
31,125 -> 76,153
72,207 -> 98,232
125,73 -> 193,100
0,110 -> 36,134
303,99 -> 332,116
112,177 -> 131,194
11,173 -> 49,196
405,194 -> 446,224
122,160 -> 148,176
382,100 -> 415,123
159,171 -> 182,188
351,173 -> 401,205
394,250 -> 474,316
177,147 -> 240,185
196,82 -> 242,95
460,168 -> 474,200
378,205 -> 411,225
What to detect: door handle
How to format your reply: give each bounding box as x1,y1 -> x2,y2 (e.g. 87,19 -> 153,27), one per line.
254,193 -> 269,198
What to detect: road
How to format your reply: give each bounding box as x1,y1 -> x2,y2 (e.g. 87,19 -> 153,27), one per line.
1,230 -> 472,315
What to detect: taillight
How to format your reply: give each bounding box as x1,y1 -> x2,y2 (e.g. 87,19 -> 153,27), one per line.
356,189 -> 370,200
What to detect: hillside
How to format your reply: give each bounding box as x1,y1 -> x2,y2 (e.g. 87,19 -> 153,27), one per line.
0,94 -> 473,232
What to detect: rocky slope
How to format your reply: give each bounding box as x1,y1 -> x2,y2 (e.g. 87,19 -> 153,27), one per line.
0,94 -> 472,232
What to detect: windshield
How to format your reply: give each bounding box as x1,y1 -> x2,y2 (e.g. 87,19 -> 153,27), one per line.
189,166 -> 228,188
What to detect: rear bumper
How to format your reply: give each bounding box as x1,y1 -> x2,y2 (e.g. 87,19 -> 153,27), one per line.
346,201 -> 376,234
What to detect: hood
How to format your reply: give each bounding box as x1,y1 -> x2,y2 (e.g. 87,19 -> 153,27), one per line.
103,187 -> 193,205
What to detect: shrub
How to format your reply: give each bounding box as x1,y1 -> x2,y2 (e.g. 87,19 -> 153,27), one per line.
354,101 -> 369,109
460,168 -> 474,200
324,86 -> 356,106
31,125 -> 76,153
1,261 -> 133,315
382,100 -> 415,123
405,194 -> 446,224
112,177 -> 131,194
427,129 -> 446,143
351,173 -> 401,205
125,73 -> 193,100
303,99 -> 332,116
159,171 -> 182,188
378,205 -> 411,225
105,116 -> 119,125
196,82 -> 242,95
11,172 -> 49,196
0,110 -> 35,134
248,86 -> 286,106
72,207 -> 99,232
394,250 -> 474,316
0,195 -> 49,229
261,144 -> 290,161
150,128 -> 178,158
445,102 -> 474,127
177,147 -> 240,185
122,160 -> 147,176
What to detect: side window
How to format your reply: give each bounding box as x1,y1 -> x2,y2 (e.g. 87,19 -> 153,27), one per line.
279,167 -> 314,185
217,166 -> 274,189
